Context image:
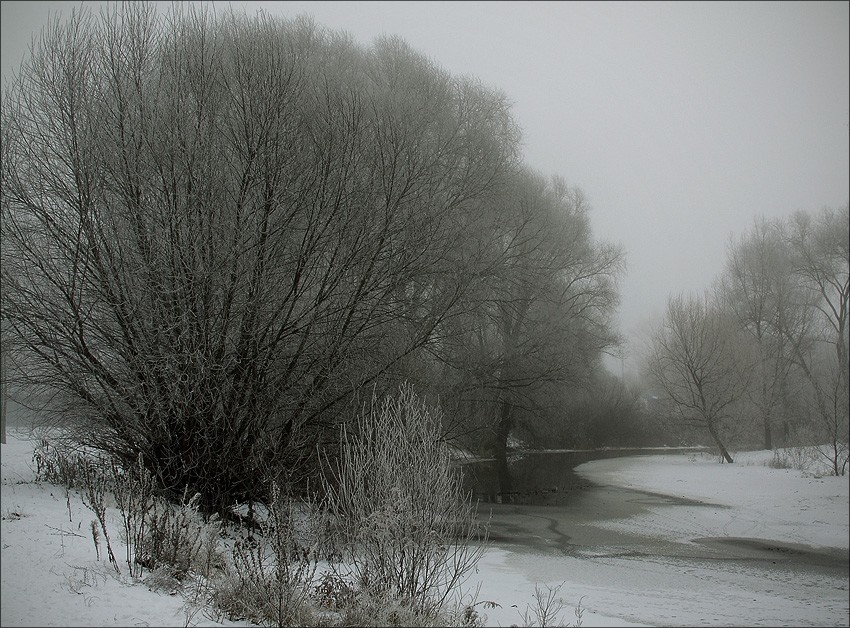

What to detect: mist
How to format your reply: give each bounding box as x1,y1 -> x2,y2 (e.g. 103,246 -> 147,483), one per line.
2,1 -> 848,375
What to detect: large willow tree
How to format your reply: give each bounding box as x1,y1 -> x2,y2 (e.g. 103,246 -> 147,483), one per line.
0,3 -> 519,513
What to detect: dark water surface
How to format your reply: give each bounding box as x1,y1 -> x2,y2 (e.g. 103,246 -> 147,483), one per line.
461,447 -> 704,506
461,448 -> 850,574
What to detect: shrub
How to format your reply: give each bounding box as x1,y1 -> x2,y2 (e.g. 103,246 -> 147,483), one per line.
767,447 -> 815,472
519,582 -> 586,627
32,435 -> 223,581
214,482 -> 319,626
32,438 -> 84,489
323,383 -> 487,620
333,588 -> 485,627
111,453 -> 157,577
32,438 -> 89,523
136,490 -> 224,580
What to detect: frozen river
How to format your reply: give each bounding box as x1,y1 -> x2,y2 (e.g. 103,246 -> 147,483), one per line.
464,450 -> 849,626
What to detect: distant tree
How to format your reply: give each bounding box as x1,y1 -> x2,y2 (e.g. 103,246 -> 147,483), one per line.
529,370 -> 651,450
435,169 -> 623,493
647,292 -> 753,463
719,216 -> 798,449
780,206 -> 849,475
576,370 -> 659,448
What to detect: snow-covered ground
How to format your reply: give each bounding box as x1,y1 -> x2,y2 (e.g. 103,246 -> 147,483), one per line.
1,428 -> 253,628
473,448 -> 849,627
574,448 -> 849,551
2,428 -> 848,627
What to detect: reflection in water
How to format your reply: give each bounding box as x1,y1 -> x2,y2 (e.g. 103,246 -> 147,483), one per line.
460,448 -> 705,506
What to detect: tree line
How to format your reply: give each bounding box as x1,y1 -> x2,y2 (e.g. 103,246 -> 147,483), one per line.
644,206 -> 849,475
0,2 -> 624,512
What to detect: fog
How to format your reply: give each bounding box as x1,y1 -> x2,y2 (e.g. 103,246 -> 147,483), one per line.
3,0 -> 848,375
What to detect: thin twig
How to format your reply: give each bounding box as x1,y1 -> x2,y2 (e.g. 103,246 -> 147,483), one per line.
44,524 -> 85,538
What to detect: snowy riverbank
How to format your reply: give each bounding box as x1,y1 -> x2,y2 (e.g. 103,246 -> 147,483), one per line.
473,448 -> 848,627
2,429 -> 848,626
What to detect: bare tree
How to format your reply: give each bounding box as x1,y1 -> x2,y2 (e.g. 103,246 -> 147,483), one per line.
432,169 -> 623,494
0,3 -> 520,513
647,292 -> 753,463
719,216 -> 797,449
779,206 -> 849,475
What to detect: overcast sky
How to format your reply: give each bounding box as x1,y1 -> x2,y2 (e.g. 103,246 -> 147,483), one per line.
2,1 -> 848,374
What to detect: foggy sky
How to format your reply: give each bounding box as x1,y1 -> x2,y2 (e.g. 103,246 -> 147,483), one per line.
2,1 -> 848,375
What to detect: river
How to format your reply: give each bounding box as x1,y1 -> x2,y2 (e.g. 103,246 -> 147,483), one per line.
461,449 -> 849,627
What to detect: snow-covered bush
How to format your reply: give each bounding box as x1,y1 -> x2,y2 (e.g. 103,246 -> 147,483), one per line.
767,446 -> 816,472
111,454 -> 156,578
135,490 -> 225,580
214,482 -> 319,626
767,444 -> 848,477
323,383 -> 487,620
32,436 -> 223,581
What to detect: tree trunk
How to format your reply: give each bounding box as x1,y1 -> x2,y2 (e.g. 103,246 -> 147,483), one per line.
760,375 -> 774,450
762,415 -> 772,451
492,396 -> 513,501
707,421 -> 734,463
717,441 -> 734,464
